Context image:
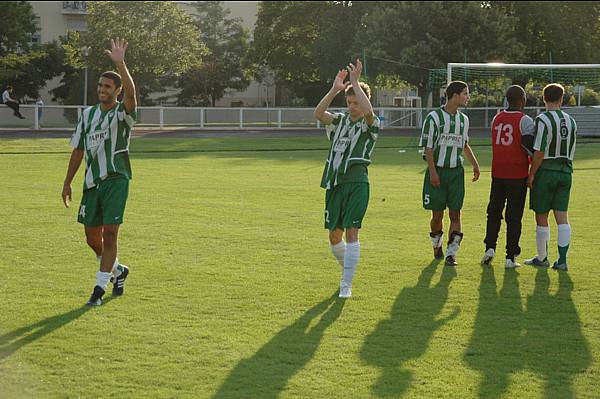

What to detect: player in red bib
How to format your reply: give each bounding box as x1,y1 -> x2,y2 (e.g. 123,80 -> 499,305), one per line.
481,85 -> 535,268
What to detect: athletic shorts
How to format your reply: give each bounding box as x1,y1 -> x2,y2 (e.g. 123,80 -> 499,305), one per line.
324,182 -> 369,230
422,166 -> 465,211
78,175 -> 129,227
530,169 -> 572,213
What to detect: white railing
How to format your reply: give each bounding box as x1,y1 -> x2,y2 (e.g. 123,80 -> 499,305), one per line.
2,104 -> 599,135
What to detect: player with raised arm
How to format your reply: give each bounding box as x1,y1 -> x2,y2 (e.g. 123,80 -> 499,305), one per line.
314,59 -> 380,298
420,81 -> 480,267
524,83 -> 577,271
62,38 -> 137,306
481,85 -> 534,268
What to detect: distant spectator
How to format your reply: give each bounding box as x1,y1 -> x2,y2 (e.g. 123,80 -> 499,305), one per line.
36,96 -> 44,124
2,86 -> 25,119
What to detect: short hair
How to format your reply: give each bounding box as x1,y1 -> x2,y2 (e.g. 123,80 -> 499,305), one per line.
345,82 -> 372,100
100,71 -> 122,88
543,83 -> 564,103
7,85 -> 13,91
505,85 -> 526,107
445,81 -> 468,100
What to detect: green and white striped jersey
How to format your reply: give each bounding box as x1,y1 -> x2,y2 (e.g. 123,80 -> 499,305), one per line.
70,102 -> 136,190
419,108 -> 470,168
320,112 -> 380,189
533,110 -> 576,173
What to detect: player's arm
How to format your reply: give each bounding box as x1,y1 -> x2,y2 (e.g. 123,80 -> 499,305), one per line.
528,118 -> 548,188
106,38 -> 137,114
314,69 -> 349,125
520,115 -> 535,156
348,59 -> 375,125
463,143 -> 480,182
62,149 -> 84,208
527,151 -> 544,188
424,148 -> 440,188
421,114 -> 440,187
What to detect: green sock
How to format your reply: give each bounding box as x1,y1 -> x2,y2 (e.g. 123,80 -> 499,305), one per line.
558,245 -> 569,265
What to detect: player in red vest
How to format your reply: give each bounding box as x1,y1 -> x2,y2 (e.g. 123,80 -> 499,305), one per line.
481,85 -> 535,268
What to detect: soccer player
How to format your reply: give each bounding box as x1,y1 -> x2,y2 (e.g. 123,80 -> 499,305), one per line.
481,85 -> 534,268
420,81 -> 480,267
525,83 -> 577,271
61,38 -> 137,305
313,59 -> 380,298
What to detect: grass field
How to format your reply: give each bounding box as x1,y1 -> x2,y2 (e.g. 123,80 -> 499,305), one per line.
1,134 -> 599,398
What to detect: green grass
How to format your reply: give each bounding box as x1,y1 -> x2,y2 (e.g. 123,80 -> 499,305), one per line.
1,135 -> 599,398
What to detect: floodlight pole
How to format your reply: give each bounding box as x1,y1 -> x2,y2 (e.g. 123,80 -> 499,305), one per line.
82,46 -> 90,106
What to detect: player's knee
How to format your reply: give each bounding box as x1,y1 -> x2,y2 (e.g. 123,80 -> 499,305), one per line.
86,236 -> 101,250
345,229 -> 359,243
102,230 -> 118,246
329,230 -> 343,245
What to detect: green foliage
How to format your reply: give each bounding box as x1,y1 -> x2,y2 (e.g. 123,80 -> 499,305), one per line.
0,2 -> 63,99
492,2 -> 600,63
357,2 -> 524,95
579,88 -> 600,106
177,1 -> 250,106
0,1 -> 36,55
53,1 -> 208,104
246,1 -> 375,105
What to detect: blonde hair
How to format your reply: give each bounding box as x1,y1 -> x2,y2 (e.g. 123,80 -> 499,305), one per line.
345,82 -> 371,100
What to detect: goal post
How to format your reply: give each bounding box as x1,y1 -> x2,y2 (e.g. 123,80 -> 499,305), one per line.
447,63 -> 600,85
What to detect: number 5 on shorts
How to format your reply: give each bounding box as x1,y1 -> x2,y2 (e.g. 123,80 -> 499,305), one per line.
424,194 -> 430,206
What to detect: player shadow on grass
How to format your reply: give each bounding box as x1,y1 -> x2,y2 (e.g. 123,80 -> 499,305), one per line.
464,267 -> 524,398
522,269 -> 592,399
465,267 -> 591,399
360,260 -> 459,397
0,298 -> 113,361
212,293 -> 345,399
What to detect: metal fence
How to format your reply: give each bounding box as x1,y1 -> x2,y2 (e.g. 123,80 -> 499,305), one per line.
2,104 -> 599,135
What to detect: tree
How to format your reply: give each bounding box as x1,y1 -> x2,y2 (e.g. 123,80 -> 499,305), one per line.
0,1 -> 35,54
54,1 -> 208,104
356,1 -> 525,96
0,2 -> 64,99
177,1 -> 250,107
492,2 -> 600,64
246,1 -> 376,105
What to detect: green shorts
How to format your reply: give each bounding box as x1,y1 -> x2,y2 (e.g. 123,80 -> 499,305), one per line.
324,182 -> 369,230
530,169 -> 572,213
422,166 -> 465,211
78,175 -> 130,227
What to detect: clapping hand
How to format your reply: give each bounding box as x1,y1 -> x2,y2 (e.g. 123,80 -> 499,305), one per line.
347,59 -> 363,82
332,69 -> 350,93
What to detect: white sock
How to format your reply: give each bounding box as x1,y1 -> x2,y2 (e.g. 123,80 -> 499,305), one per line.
95,271 -> 112,290
446,233 -> 463,257
430,232 -> 443,248
557,224 -> 571,247
536,225 -> 551,260
342,241 -> 360,285
111,258 -> 122,278
331,241 -> 346,269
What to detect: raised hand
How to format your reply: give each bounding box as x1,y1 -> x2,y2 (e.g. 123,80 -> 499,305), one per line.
332,69 -> 350,93
348,59 -> 363,82
105,37 -> 128,64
